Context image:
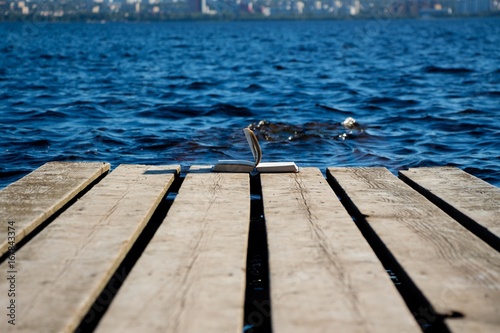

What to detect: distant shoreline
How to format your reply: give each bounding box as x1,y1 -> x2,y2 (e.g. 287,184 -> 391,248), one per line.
1,11 -> 499,23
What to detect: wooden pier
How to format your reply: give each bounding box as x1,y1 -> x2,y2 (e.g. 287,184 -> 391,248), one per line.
0,162 -> 499,333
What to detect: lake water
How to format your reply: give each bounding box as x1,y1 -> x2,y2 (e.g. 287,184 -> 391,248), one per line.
1,17 -> 499,188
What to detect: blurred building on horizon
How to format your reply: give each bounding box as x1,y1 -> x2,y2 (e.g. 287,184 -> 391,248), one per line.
0,0 -> 498,20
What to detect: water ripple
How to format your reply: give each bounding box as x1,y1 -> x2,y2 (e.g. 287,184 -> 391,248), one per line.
1,18 -> 499,188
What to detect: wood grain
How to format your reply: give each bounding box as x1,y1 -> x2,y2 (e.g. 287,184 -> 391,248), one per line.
94,169 -> 250,333
399,167 -> 500,246
0,164 -> 179,333
261,168 -> 420,333
328,167 -> 500,333
0,161 -> 110,257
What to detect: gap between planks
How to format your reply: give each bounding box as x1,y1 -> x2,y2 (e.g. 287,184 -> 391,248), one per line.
0,162 -> 110,257
3,163 -> 498,333
94,168 -> 250,333
0,164 -> 179,333
328,167 -> 500,333
261,168 -> 420,333
399,166 -> 500,252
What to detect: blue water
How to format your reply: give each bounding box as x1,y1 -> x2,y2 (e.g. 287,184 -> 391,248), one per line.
1,18 -> 499,188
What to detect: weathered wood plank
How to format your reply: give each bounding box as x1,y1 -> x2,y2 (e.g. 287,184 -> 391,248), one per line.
0,161 -> 110,257
94,169 -> 250,333
327,167 -> 500,333
399,167 -> 500,248
0,164 -> 179,333
261,168 -> 420,333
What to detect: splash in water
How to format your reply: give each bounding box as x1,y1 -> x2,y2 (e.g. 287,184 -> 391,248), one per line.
247,117 -> 366,142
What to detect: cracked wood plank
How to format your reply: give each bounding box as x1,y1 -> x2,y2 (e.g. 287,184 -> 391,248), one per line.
327,167 -> 500,333
94,168 -> 250,333
0,161 -> 110,257
0,164 -> 179,333
399,167 -> 500,246
261,168 -> 420,333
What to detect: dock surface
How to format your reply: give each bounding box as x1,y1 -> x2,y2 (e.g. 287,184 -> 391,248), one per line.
0,162 -> 498,332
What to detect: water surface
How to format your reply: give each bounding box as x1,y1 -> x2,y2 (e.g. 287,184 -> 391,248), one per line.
1,18 -> 499,188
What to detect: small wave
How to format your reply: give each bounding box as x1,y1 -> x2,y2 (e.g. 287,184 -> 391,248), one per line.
364,97 -> 393,104
458,108 -> 483,115
206,104 -> 253,117
163,75 -> 189,80
243,84 -> 264,92
0,92 -> 13,99
35,93 -> 55,99
342,42 -> 356,49
402,159 -> 444,169
248,71 -> 264,78
0,170 -> 29,189
321,81 -> 349,90
11,101 -> 27,107
483,91 -> 500,97
364,96 -> 419,107
142,141 -> 184,151
418,142 -> 461,153
133,135 -> 162,144
96,78 -> 114,85
168,36 -> 184,41
25,84 -> 49,91
64,104 -> 108,118
91,131 -> 127,146
172,44 -> 191,49
139,106 -> 203,120
31,110 -> 68,119
423,65 -> 474,74
71,99 -> 94,106
38,54 -> 69,61
156,91 -> 184,100
430,120 -> 484,133
0,45 -> 14,53
141,103 -> 258,120
463,166 -> 500,187
393,147 -> 418,155
31,139 -> 51,147
361,105 -> 383,111
187,81 -> 216,90
316,104 -> 351,114
296,45 -> 319,53
97,98 -> 127,107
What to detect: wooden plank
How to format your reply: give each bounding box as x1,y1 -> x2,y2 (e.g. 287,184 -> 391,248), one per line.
94,169 -> 250,333
0,164 -> 179,333
0,161 -> 110,257
260,168 -> 420,333
399,167 -> 500,248
327,167 -> 500,333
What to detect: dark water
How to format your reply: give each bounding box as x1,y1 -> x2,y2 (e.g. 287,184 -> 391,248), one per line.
1,18 -> 499,188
